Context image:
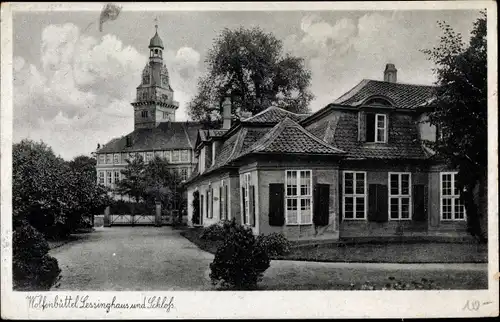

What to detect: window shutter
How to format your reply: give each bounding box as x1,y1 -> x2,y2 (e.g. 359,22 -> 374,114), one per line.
358,111 -> 366,141
200,194 -> 204,221
206,191 -> 209,218
225,185 -> 229,220
366,113 -> 375,142
219,186 -> 223,220
376,184 -> 389,222
368,184 -> 378,221
412,184 -> 427,222
249,185 -> 256,227
269,184 -> 285,226
241,187 -> 246,224
339,181 -> 343,222
313,184 -> 330,226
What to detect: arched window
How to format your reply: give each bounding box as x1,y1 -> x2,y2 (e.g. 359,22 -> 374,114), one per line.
154,49 -> 158,55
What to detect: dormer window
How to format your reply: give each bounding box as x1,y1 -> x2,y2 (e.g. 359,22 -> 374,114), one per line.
365,113 -> 387,143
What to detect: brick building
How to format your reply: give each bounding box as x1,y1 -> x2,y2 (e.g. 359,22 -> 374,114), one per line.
185,64 -> 470,241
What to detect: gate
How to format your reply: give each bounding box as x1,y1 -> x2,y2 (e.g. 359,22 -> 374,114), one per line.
109,213 -> 156,226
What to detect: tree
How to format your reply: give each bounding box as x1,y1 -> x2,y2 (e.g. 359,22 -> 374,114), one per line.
422,11 -> 487,241
13,140 -> 109,239
116,155 -> 146,203
188,27 -> 314,125
143,156 -> 182,210
63,155 -> 110,231
12,140 -> 66,233
68,155 -> 97,181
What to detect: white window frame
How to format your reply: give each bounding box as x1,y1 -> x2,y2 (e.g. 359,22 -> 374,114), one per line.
375,114 -> 387,143
243,173 -> 251,225
106,154 -> 112,164
164,150 -> 171,162
106,171 -> 112,185
285,170 -> 313,225
99,154 -> 105,164
113,154 -> 120,164
440,172 -> 467,221
342,171 -> 367,220
113,170 -> 120,184
98,171 -> 105,185
388,172 -> 412,221
146,151 -> 153,163
180,150 -> 189,163
172,150 -> 180,163
180,168 -> 188,181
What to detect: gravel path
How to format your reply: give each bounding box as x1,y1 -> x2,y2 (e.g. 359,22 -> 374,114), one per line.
50,227 -> 214,291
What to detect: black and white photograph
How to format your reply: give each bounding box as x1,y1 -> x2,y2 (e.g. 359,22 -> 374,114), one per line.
1,1 -> 498,319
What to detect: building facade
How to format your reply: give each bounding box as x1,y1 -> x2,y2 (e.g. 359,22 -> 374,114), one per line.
96,26 -> 203,192
185,64 -> 470,241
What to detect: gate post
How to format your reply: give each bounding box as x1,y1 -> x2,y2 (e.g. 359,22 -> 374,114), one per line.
103,206 -> 111,227
155,202 -> 162,227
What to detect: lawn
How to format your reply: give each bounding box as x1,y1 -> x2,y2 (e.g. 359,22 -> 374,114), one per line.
180,228 -> 488,263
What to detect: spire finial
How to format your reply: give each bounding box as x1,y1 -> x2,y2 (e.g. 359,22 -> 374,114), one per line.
154,16 -> 158,32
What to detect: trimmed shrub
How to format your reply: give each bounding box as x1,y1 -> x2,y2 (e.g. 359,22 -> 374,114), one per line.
200,220 -> 232,241
256,232 -> 291,256
13,221 -> 61,290
200,223 -> 225,241
209,220 -> 270,290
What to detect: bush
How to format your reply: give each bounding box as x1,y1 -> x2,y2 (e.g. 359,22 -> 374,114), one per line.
13,221 -> 61,290
209,220 -> 270,290
256,232 -> 291,256
200,221 -> 231,241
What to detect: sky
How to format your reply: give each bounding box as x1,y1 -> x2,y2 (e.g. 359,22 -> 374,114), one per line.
11,7 -> 482,160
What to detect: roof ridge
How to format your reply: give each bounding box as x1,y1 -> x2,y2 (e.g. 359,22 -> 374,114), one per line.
243,105 -> 309,122
227,127 -> 247,163
333,79 -> 370,104
365,79 -> 437,88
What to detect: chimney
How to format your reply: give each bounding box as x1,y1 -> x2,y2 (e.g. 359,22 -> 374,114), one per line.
222,96 -> 232,129
384,63 -> 397,83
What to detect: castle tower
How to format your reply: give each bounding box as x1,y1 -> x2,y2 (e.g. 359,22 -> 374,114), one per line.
132,23 -> 179,129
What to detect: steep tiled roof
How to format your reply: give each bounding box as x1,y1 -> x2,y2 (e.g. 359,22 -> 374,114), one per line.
334,79 -> 436,109
243,106 -> 310,124
324,111 -> 427,159
97,122 -> 203,153
245,117 -> 345,155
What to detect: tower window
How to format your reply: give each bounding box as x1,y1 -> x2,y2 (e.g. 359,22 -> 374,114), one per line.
155,49 -> 158,55
141,111 -> 148,118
